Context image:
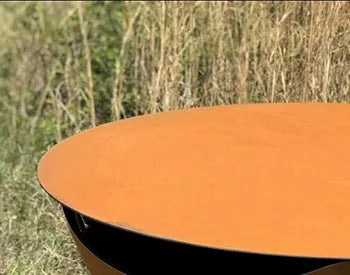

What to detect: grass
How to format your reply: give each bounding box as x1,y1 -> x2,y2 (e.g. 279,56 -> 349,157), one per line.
0,125 -> 87,274
0,1 -> 350,274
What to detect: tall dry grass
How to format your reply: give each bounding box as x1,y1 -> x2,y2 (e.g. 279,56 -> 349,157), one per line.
116,1 -> 350,118
1,2 -> 349,142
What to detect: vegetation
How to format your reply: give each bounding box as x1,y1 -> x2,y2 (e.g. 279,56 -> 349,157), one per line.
0,2 -> 349,274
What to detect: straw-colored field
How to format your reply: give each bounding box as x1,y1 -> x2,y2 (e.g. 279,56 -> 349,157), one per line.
0,2 -> 349,274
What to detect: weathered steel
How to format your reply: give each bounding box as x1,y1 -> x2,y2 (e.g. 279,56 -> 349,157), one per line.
38,104 -> 350,274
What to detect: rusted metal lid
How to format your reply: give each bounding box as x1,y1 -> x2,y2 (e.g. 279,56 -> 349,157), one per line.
37,103 -> 350,259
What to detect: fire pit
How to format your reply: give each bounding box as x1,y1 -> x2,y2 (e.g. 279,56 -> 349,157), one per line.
37,103 -> 350,274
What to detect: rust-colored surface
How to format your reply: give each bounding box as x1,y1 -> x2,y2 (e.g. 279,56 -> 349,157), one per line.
308,262 -> 350,275
69,227 -> 123,275
37,103 -> 350,259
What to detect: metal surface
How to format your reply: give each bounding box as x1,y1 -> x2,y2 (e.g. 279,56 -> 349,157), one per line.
69,228 -> 123,275
38,103 -> 350,259
307,262 -> 350,274
63,206 -> 347,275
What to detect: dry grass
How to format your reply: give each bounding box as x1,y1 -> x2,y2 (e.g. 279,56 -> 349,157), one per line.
0,2 -> 349,274
117,1 -> 350,115
2,2 -> 350,136
0,132 -> 87,274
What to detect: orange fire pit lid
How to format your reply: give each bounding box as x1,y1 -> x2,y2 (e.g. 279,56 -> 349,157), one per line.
37,103 -> 350,259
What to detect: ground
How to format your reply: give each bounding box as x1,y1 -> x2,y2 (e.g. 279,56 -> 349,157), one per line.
0,130 -> 87,274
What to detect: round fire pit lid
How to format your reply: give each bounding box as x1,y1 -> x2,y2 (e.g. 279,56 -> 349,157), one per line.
37,103 -> 350,259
